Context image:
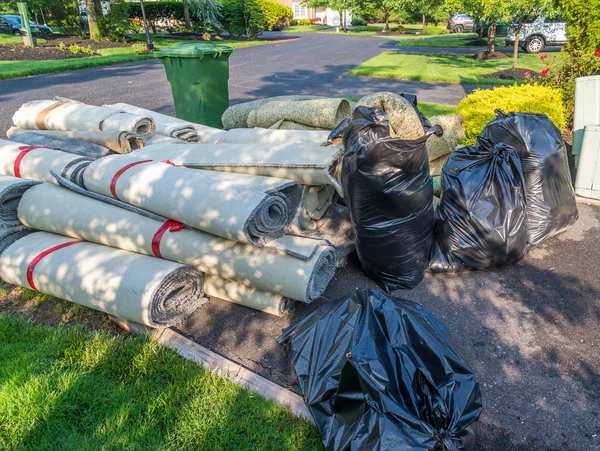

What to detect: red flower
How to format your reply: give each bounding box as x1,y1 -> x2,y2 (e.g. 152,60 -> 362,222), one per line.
595,50 -> 600,57
524,71 -> 531,76
540,54 -> 547,60
567,68 -> 572,73
553,55 -> 557,59
541,68 -> 551,76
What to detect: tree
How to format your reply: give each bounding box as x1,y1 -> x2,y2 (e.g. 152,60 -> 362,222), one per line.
85,0 -> 103,40
398,0 -> 446,34
508,0 -> 553,69
190,0 -> 223,33
305,0 -> 353,31
354,0 -> 400,31
183,0 -> 191,30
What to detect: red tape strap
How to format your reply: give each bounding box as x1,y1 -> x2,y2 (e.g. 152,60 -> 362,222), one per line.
26,240 -> 85,291
151,219 -> 185,258
14,146 -> 54,178
109,159 -> 153,200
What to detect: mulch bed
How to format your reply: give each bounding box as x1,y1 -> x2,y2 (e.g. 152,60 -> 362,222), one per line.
376,31 -> 407,36
464,38 -> 489,46
472,50 -> 508,60
0,35 -> 131,61
481,68 -> 537,80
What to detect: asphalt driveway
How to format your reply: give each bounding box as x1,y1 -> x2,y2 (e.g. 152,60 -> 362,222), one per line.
0,32 -> 483,134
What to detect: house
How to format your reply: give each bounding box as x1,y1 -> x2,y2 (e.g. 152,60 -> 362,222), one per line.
276,0 -> 352,26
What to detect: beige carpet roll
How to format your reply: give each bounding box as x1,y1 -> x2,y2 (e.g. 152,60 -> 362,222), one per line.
133,142 -> 344,196
7,127 -> 143,154
208,128 -> 330,144
221,95 -> 325,129
426,115 -> 466,161
429,154 -> 449,176
12,100 -> 155,138
356,92 -> 424,139
247,99 -> 352,130
0,139 -> 92,184
82,155 -> 299,246
0,231 -> 205,327
204,275 -> 290,316
18,183 -> 335,302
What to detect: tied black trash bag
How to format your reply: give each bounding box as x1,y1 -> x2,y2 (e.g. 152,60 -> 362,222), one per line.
430,139 -> 529,272
278,289 -> 483,451
341,106 -> 440,290
479,110 -> 578,247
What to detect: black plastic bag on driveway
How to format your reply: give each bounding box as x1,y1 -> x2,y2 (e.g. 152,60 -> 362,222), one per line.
278,289 -> 482,451
430,139 -> 529,272
479,110 -> 578,247
341,106 -> 441,290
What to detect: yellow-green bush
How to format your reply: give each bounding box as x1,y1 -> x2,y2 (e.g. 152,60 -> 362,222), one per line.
457,84 -> 566,144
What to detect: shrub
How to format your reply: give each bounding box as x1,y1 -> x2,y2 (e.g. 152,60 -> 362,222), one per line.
456,84 -> 566,144
390,25 -> 405,33
99,0 -> 133,40
351,17 -> 367,26
190,0 -> 223,33
128,1 -> 184,33
290,18 -> 311,26
222,0 -> 291,38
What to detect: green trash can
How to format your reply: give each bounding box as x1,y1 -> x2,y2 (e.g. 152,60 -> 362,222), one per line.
156,43 -> 234,128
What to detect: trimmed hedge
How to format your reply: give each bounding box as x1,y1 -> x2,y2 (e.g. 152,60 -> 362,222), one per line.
457,84 -> 566,144
351,17 -> 367,26
221,0 -> 291,37
290,19 -> 311,26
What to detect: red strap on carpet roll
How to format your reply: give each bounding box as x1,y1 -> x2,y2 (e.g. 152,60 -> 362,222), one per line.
151,219 -> 185,258
26,240 -> 85,291
14,146 -> 48,178
109,159 -> 153,200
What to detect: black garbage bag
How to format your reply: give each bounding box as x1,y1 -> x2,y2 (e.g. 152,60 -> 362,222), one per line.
479,110 -> 578,247
278,289 -> 483,451
430,139 -> 529,272
341,106 -> 441,290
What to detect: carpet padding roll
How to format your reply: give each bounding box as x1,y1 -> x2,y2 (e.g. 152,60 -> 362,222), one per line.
0,231 -> 205,327
0,139 -> 92,184
82,155 -> 299,246
246,99 -> 352,130
6,128 -> 113,159
7,127 -> 143,154
12,100 -> 155,138
133,142 -> 344,196
0,175 -> 39,225
208,128 -> 331,144
18,183 -> 335,302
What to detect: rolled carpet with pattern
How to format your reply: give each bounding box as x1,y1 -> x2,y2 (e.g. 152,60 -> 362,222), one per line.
133,142 -> 344,196
0,231 -> 205,327
18,183 -> 335,302
0,139 -> 92,185
12,100 -> 155,138
82,155 -> 301,246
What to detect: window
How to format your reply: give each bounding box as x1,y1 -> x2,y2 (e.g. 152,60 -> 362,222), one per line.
292,2 -> 308,19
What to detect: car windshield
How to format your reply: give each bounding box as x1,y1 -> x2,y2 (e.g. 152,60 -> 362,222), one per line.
4,16 -> 20,25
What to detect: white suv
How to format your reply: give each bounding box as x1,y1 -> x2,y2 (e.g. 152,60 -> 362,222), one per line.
506,15 -> 567,53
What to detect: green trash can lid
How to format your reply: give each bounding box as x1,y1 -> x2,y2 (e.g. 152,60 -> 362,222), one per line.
156,43 -> 234,59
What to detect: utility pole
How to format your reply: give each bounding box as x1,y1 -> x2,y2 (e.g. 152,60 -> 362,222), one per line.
140,0 -> 154,51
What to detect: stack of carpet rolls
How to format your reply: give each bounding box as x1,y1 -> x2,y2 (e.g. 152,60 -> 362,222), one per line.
0,95 -> 465,326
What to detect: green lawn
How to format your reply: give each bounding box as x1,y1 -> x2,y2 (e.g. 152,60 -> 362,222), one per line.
0,314 -> 321,450
282,25 -> 331,33
0,36 -> 268,80
350,52 -> 555,85
394,35 -> 505,48
326,23 -> 448,37
0,34 -> 47,44
418,102 -> 457,117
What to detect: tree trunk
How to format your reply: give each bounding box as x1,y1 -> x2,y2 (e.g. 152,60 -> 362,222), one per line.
183,0 -> 191,31
487,18 -> 496,52
512,25 -> 520,69
85,0 -> 102,41
338,10 -> 344,30
384,9 -> 389,31
422,13 -> 427,33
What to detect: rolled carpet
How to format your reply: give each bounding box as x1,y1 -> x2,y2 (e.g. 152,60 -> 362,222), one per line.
207,128 -> 330,144
426,115 -> 466,162
0,175 -> 40,226
18,183 -> 335,302
221,95 -> 325,130
133,142 -> 344,196
246,99 -> 352,130
356,92 -> 424,139
82,155 -> 300,246
204,275 -> 291,316
12,100 -> 155,138
0,139 -> 92,184
6,129 -> 113,159
0,231 -> 205,327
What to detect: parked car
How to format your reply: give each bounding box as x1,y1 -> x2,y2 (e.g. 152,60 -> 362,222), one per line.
0,14 -> 52,35
506,15 -> 567,53
447,14 -> 474,33
475,19 -> 509,38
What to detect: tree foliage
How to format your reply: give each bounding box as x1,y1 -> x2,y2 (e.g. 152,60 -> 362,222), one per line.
556,0 -> 600,53
190,0 -> 223,32
305,0 -> 351,30
221,0 -> 291,38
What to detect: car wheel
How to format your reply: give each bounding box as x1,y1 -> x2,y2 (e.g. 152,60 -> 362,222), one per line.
525,36 -> 545,53
12,29 -> 21,36
455,25 -> 464,33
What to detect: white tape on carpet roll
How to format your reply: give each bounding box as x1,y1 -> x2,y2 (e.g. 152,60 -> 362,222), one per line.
0,139 -> 93,184
133,142 -> 344,196
204,275 -> 289,316
12,100 -> 155,138
82,155 -> 299,246
19,184 -> 335,302
0,231 -> 205,327
208,128 -> 331,144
